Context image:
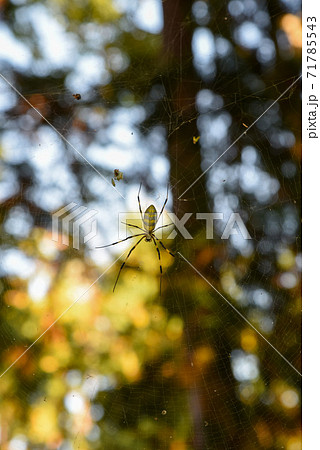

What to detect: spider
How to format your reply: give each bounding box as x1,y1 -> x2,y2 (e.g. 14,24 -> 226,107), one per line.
96,184 -> 174,293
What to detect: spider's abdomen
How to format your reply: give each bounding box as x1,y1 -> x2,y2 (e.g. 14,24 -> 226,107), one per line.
144,205 -> 157,232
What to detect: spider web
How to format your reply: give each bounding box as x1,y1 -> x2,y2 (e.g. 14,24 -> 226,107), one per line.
0,0 -> 301,449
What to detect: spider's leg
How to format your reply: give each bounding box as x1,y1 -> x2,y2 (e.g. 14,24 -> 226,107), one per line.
156,184 -> 169,225
96,233 -> 145,248
121,221 -> 145,233
153,223 -> 174,233
113,236 -> 145,292
137,183 -> 144,222
154,236 -> 175,258
152,236 -> 163,296
96,233 -> 144,249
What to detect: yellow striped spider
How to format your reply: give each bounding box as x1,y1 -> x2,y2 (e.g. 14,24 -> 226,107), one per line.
97,184 -> 174,293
